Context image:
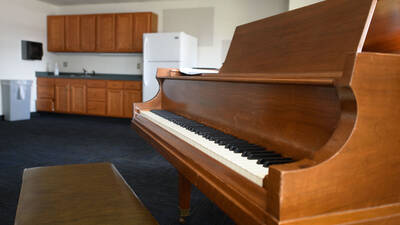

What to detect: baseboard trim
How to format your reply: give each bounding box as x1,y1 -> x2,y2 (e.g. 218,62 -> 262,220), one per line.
1,112 -> 40,120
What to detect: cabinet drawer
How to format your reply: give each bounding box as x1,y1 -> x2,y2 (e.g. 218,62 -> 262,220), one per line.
69,79 -> 85,86
36,99 -> 54,112
37,86 -> 54,99
87,88 -> 106,101
87,101 -> 106,116
124,81 -> 141,90
55,78 -> 69,86
37,78 -> 54,86
87,80 -> 106,88
107,80 -> 124,89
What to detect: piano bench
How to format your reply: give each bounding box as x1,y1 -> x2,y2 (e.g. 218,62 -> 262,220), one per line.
14,162 -> 158,225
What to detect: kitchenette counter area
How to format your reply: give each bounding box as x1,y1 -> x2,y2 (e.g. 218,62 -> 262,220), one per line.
36,72 -> 142,118
36,72 -> 142,81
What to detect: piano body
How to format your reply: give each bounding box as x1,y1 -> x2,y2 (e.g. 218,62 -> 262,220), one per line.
132,0 -> 400,224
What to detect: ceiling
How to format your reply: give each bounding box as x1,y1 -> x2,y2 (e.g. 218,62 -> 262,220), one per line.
37,0 -> 184,6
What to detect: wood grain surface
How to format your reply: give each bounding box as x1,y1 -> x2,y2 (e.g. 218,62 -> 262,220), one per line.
14,163 -> 158,225
132,0 -> 400,224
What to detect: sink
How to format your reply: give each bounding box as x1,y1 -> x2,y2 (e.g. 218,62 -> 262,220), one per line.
66,74 -> 91,77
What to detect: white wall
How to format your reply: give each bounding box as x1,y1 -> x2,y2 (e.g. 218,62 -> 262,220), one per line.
48,53 -> 143,74
0,0 -> 289,115
289,0 -> 323,10
0,0 -> 59,115
53,0 -> 289,71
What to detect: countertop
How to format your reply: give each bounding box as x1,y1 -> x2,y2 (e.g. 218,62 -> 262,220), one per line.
36,72 -> 142,81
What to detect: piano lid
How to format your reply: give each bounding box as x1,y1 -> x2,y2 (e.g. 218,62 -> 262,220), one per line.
220,0 -> 399,75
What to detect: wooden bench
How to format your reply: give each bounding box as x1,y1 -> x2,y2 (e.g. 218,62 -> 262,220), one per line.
14,163 -> 158,225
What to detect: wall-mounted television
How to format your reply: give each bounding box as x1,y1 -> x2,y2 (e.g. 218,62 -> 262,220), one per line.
21,40 -> 43,60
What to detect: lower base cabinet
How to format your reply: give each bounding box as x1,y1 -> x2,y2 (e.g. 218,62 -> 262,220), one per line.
87,101 -> 106,116
124,90 -> 141,118
36,99 -> 54,111
36,77 -> 141,118
107,89 -> 124,117
70,80 -> 86,114
36,78 -> 55,112
55,79 -> 70,113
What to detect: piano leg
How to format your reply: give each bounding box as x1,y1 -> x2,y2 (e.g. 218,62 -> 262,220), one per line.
178,172 -> 191,224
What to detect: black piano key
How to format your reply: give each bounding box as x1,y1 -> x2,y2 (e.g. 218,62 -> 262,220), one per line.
230,146 -> 265,153
227,142 -> 258,149
239,149 -> 269,155
263,159 -> 294,167
243,151 -> 281,158
257,157 -> 292,164
151,110 -> 296,168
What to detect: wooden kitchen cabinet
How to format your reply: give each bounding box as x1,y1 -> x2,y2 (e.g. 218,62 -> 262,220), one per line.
96,14 -> 115,52
47,16 -> 65,51
54,79 -> 70,113
123,81 -> 142,118
80,15 -> 96,51
116,13 -> 134,52
65,15 -> 80,51
87,101 -> 106,116
133,13 -> 158,52
47,12 -> 157,53
70,80 -> 86,114
36,78 -> 55,112
37,78 -> 141,118
107,89 -> 124,117
87,80 -> 106,116
124,90 -> 141,118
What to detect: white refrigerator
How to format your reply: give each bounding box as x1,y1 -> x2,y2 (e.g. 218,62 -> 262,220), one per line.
143,32 -> 198,102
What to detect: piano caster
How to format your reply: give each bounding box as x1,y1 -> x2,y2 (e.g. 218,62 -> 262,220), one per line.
179,208 -> 190,224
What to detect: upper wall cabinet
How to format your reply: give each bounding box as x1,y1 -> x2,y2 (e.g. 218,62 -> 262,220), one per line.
65,15 -> 80,51
133,13 -> 157,52
80,15 -> 96,51
96,14 -> 115,52
116,13 -> 134,52
47,12 -> 157,53
48,16 -> 65,51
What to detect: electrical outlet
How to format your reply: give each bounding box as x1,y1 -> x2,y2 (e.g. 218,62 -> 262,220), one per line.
137,63 -> 141,70
63,61 -> 68,67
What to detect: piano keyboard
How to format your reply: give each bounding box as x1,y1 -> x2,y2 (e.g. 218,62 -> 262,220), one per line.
140,110 -> 294,186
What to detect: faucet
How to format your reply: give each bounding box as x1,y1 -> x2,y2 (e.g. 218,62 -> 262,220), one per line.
82,68 -> 88,76
91,70 -> 96,76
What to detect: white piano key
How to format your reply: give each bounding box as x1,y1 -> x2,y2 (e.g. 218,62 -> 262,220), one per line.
140,110 -> 268,187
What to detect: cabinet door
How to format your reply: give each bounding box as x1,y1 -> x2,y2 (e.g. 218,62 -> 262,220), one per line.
36,99 -> 54,112
115,13 -> 133,52
37,83 -> 54,99
87,101 -> 106,116
65,15 -> 80,51
96,14 -> 115,52
36,78 -> 55,112
47,16 -> 65,52
70,80 -> 86,114
87,88 -> 106,101
80,15 -> 96,51
107,89 -> 124,117
133,13 -> 157,52
123,90 -> 141,118
55,79 -> 70,112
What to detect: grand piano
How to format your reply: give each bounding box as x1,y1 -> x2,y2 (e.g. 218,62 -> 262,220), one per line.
132,0 -> 400,224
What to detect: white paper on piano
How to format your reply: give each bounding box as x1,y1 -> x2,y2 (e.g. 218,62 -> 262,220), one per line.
179,67 -> 219,75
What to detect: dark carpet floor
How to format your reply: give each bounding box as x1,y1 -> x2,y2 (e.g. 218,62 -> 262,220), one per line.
0,113 -> 235,225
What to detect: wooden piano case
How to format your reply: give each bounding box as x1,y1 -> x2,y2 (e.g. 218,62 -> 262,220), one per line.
132,0 -> 400,224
